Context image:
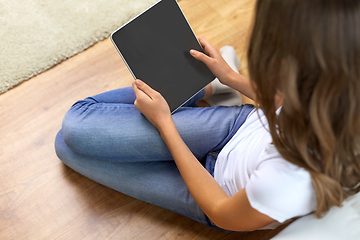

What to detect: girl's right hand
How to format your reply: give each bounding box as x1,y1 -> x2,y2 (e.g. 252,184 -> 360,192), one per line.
132,79 -> 173,132
190,36 -> 236,86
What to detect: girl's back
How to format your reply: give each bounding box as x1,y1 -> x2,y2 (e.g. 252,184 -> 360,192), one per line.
247,0 -> 360,217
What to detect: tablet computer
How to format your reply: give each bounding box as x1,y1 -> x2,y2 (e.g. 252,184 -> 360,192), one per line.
111,0 -> 214,113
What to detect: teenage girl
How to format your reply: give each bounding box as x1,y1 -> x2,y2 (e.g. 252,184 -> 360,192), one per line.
55,0 -> 360,231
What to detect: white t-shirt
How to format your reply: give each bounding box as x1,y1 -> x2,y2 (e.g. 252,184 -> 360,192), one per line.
214,108 -> 317,228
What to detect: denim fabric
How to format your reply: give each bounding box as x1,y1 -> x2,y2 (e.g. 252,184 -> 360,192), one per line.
55,86 -> 254,229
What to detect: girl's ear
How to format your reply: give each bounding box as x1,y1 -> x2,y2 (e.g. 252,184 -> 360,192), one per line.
274,92 -> 284,109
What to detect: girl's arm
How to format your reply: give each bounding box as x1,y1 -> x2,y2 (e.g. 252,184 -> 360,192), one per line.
132,80 -> 274,231
190,36 -> 257,101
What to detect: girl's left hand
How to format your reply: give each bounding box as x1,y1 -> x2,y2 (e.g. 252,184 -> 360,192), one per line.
132,79 -> 173,131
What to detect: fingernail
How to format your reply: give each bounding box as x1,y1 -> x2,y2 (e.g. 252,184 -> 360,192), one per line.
135,79 -> 143,87
190,50 -> 196,56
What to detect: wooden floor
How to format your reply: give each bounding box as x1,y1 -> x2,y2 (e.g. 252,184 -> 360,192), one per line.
0,0 -> 288,239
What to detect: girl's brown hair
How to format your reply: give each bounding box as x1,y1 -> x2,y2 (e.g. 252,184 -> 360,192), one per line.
248,0 -> 360,217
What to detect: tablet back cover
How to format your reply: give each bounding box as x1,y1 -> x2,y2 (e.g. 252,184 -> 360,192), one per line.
111,0 -> 214,112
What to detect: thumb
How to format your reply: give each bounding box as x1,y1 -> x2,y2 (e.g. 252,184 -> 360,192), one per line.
133,79 -> 157,100
190,49 -> 212,64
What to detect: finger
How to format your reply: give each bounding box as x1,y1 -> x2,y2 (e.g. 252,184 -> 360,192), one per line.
132,80 -> 152,99
135,79 -> 160,99
197,36 -> 210,49
132,80 -> 151,104
132,80 -> 140,94
132,80 -> 143,98
190,49 -> 212,64
197,36 -> 219,57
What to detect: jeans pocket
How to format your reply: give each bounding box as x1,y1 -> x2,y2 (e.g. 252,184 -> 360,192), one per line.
205,151 -> 219,177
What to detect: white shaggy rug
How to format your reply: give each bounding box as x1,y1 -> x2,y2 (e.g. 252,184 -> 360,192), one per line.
0,0 -> 159,94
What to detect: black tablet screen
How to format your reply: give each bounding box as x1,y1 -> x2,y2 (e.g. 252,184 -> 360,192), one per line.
111,0 -> 214,112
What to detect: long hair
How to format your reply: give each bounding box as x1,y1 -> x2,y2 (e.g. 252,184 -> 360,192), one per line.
248,0 -> 360,217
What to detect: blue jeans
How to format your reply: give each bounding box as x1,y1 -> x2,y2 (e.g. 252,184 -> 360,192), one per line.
55,87 -> 254,229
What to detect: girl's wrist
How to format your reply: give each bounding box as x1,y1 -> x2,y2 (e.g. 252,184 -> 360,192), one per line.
224,71 -> 241,88
228,73 -> 256,101
158,117 -> 176,137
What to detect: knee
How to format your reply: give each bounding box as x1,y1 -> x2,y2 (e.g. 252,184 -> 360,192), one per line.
60,99 -> 96,150
54,129 -> 67,162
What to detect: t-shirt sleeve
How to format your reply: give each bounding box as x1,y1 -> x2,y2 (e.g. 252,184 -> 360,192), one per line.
245,147 -> 317,223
